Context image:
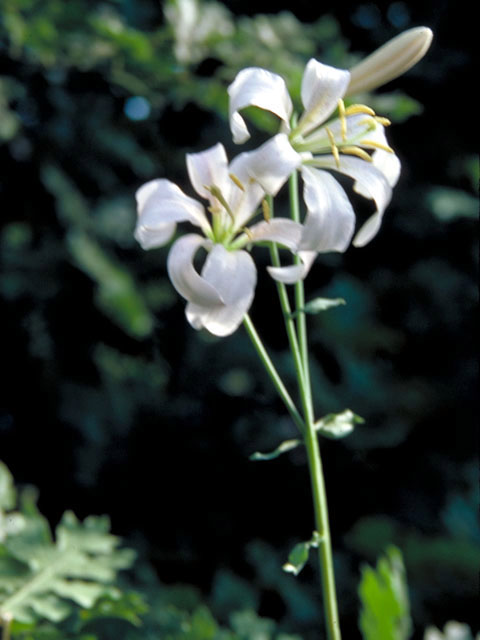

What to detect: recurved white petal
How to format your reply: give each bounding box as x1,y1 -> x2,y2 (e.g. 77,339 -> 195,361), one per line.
297,60 -> 350,136
167,234 -> 223,307
313,155 -> 392,247
135,179 -> 209,249
267,250 -> 317,284
299,167 -> 356,253
186,143 -> 230,201
228,67 -> 293,144
248,218 -> 304,250
186,245 -> 257,336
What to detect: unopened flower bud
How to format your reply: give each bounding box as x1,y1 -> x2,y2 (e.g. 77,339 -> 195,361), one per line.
346,26 -> 433,95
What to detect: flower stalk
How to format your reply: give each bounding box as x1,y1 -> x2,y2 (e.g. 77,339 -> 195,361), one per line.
135,24 -> 432,640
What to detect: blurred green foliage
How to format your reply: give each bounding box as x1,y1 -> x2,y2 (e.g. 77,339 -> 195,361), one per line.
0,0 -> 477,638
358,546 -> 412,640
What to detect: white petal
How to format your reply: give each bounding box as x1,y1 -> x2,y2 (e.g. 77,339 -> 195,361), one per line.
340,115 -> 401,190
299,167 -> 356,252
248,218 -> 304,250
374,150 -> 401,187
167,234 -> 223,307
313,156 -> 392,247
297,60 -> 350,136
226,152 -> 267,230
134,218 -> 176,250
186,143 -> 230,200
267,250 -> 317,284
228,67 -> 293,144
135,179 -> 208,249
186,245 -> 257,336
235,134 -> 301,196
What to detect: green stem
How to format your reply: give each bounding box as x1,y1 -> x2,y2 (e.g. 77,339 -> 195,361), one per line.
242,314 -> 305,435
1,615 -> 12,640
288,171 -> 312,412
267,175 -> 341,639
304,420 -> 342,640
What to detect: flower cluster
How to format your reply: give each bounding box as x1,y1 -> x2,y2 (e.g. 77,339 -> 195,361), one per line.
135,27 -> 432,336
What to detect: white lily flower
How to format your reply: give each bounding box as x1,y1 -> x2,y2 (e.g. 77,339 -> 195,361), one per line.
135,135 -> 303,336
228,28 -> 432,254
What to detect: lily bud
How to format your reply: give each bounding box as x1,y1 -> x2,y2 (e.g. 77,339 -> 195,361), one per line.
346,26 -> 433,95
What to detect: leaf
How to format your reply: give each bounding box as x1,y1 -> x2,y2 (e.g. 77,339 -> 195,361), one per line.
358,546 -> 412,640
249,439 -> 301,461
0,508 -> 136,625
0,463 -> 16,511
426,186 -> 478,222
282,531 -> 322,576
78,591 -> 149,628
289,297 -> 346,318
315,409 -> 363,439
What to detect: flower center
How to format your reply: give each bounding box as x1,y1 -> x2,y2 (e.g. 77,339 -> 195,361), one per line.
290,99 -> 394,168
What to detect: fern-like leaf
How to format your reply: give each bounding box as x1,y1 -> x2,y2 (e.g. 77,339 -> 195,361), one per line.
0,464 -> 135,627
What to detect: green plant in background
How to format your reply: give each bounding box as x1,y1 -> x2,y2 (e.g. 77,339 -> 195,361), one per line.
0,461 -> 146,640
358,546 -> 412,640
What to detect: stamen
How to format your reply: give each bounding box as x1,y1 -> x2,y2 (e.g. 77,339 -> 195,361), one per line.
362,139 -> 394,153
206,185 -> 236,223
326,127 -> 340,168
358,118 -> 377,132
338,99 -> 347,141
241,226 -> 254,241
262,199 -> 271,222
375,116 -> 391,127
229,173 -> 245,191
344,104 -> 376,117
340,146 -> 373,162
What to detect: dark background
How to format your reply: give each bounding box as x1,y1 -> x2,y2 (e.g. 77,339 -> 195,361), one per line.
0,0 -> 478,637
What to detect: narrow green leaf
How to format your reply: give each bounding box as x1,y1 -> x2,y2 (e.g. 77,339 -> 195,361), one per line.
283,531 -> 322,576
250,439 -> 301,461
289,297 -> 346,318
358,546 -> 412,640
315,409 -> 364,440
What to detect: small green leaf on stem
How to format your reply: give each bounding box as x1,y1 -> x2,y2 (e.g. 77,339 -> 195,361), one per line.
289,297 -> 346,318
250,439 -> 301,461
283,531 -> 322,576
315,409 -> 364,440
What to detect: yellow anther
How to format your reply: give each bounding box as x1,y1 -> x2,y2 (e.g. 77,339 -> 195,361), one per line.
362,139 -> 394,153
261,198 -> 271,222
338,99 -> 347,141
229,173 -> 245,191
326,127 -> 340,168
375,116 -> 391,127
340,146 -> 373,162
344,103 -> 376,117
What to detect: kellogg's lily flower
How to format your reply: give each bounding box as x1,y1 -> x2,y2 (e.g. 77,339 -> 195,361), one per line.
228,27 -> 432,268
135,135 -> 306,336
